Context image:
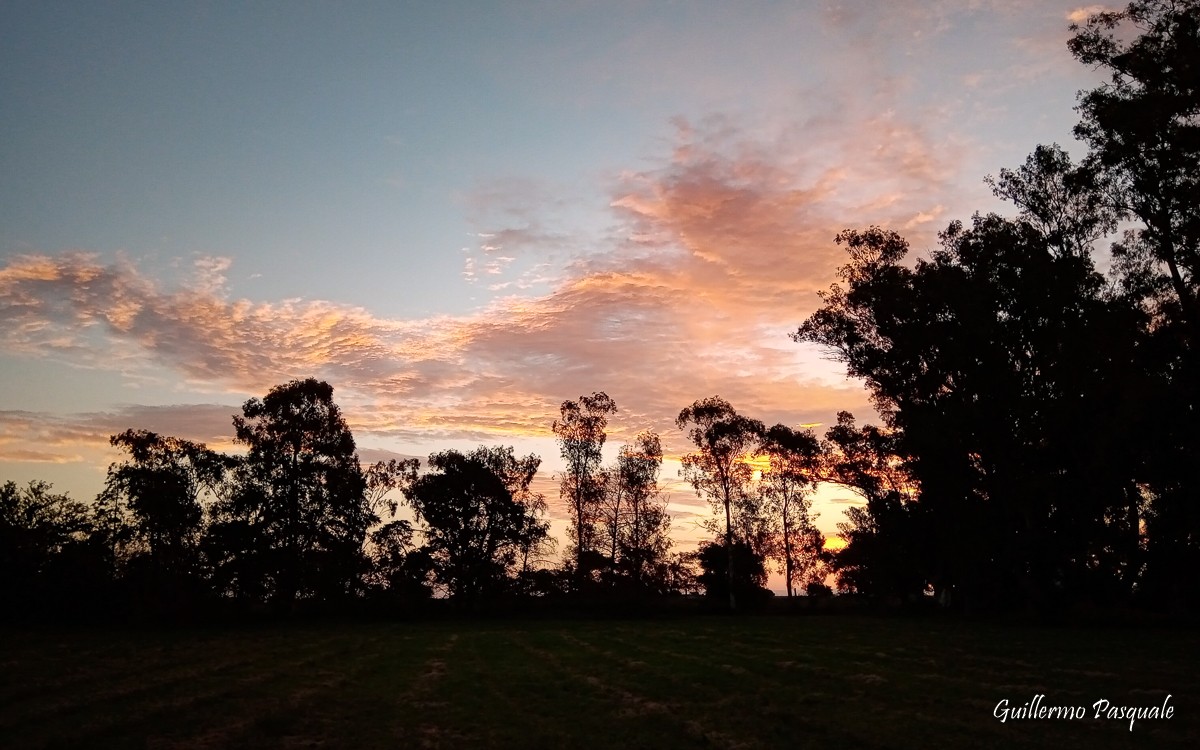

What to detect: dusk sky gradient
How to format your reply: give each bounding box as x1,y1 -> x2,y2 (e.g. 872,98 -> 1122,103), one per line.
1,1 -> 1113,560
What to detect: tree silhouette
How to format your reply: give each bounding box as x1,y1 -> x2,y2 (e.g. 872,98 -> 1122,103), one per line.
219,378 -> 372,607
0,480 -> 102,616
599,431 -> 672,591
1070,0 -> 1200,333
798,218 -> 1144,610
364,519 -> 433,604
676,397 -> 764,611
553,392 -> 617,588
758,424 -> 824,599
695,540 -> 769,609
1065,0 -> 1200,609
364,458 -> 420,525
820,412 -> 926,600
404,446 -> 547,604
100,430 -> 230,599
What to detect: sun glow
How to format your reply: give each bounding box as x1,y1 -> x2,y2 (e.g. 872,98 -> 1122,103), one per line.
823,536 -> 847,552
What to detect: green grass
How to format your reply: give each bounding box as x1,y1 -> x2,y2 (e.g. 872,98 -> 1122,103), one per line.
0,615 -> 1195,749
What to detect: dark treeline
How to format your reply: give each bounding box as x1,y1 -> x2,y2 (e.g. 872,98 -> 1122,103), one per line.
0,380 -> 832,621
800,0 -> 1200,615
4,1 -> 1199,621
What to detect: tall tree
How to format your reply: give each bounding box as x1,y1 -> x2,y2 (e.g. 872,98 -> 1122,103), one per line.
601,431 -> 672,590
224,378 -> 372,606
758,424 -> 823,599
676,397 -> 765,610
1067,0 -> 1200,609
1069,0 -> 1200,332
820,412 -> 926,600
797,220 -> 1143,610
553,392 -> 617,585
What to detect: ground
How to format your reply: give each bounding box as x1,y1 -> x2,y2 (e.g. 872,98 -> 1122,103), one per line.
0,614 -> 1195,748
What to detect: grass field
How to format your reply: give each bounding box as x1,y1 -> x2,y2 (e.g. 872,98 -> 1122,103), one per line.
0,614 -> 1195,749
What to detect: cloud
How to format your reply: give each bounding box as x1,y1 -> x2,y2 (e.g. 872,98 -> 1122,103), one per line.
2,109 -> 962,536
1066,5 -> 1108,24
2,114 -> 942,457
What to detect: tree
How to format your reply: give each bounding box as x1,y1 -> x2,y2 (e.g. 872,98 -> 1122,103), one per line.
695,540 -> 770,609
472,444 -> 553,583
553,392 -> 617,585
364,520 -> 433,604
404,446 -> 547,604
365,458 -> 420,524
220,378 -> 372,607
600,431 -> 672,590
1067,0 -> 1200,610
0,480 -> 101,615
1069,0 -> 1200,332
676,396 -> 765,610
99,430 -> 230,586
820,412 -> 926,600
797,219 -> 1144,610
986,144 -> 1117,261
758,424 -> 823,598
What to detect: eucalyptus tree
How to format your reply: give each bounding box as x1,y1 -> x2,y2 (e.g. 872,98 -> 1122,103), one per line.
797,219 -> 1143,610
600,431 -> 671,589
1066,0 -> 1200,608
758,424 -> 823,598
676,396 -> 764,610
553,392 -> 617,584
1069,0 -> 1200,332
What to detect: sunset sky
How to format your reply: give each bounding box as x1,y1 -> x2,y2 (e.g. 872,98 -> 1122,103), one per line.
1,1 -> 1110,566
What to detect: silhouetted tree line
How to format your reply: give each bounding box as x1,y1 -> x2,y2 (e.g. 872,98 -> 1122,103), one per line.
2,380 -> 834,620
798,0 -> 1200,614
4,2 -> 1197,620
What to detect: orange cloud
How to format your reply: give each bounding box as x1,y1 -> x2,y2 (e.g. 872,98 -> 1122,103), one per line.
1066,5 -> 1108,24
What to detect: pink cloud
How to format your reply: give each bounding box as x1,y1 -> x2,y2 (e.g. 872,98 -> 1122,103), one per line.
2,112 -> 965,539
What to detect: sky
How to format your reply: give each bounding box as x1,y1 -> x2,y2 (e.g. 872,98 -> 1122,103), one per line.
1,1 -> 1112,572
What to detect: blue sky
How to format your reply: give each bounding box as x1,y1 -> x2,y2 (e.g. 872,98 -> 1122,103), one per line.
1,1 -> 1109,558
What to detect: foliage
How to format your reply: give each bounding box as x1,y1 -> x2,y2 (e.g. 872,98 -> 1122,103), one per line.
554,392 -> 617,584
0,480 -> 106,615
819,412 -> 926,599
1070,0 -> 1200,330
757,423 -> 825,598
798,216 -> 1146,610
214,378 -> 373,606
676,396 -> 765,610
599,430 -> 673,592
694,540 -> 771,609
404,446 -> 549,604
99,430 -> 230,585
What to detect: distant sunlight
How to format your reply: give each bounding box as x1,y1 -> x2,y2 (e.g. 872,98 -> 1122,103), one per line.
823,536 -> 847,552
